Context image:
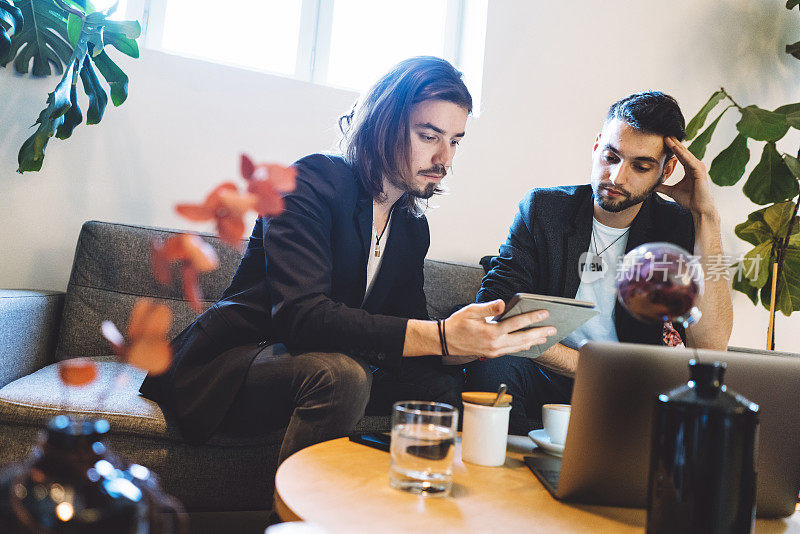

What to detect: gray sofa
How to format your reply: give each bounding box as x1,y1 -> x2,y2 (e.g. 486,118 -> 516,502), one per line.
0,220 -> 485,514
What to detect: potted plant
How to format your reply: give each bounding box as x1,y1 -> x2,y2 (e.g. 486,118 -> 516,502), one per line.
0,0 -> 140,172
683,1 -> 800,349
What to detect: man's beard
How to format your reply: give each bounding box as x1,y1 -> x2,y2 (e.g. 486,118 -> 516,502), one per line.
388,164 -> 446,199
594,174 -> 662,213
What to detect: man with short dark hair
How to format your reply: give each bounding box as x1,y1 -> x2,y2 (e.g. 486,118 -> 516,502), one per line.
467,91 -> 733,434
140,56 -> 556,462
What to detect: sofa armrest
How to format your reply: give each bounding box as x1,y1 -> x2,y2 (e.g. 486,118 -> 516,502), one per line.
0,290 -> 65,388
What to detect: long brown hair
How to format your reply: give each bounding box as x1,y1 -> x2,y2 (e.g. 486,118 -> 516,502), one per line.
339,56 -> 472,216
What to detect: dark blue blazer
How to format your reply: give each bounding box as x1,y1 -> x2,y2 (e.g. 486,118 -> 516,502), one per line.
477,184 -> 695,345
140,154 -> 430,443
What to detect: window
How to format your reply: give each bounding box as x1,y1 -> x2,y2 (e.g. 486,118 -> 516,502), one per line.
121,0 -> 487,111
324,0 -> 451,90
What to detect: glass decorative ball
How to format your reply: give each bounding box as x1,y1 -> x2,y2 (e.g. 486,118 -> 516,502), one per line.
616,242 -> 704,328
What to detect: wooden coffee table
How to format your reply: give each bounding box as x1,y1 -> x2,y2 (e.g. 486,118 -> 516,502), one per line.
275,435 -> 800,533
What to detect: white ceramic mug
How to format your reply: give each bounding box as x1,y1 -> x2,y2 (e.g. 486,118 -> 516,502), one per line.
461,402 -> 511,466
542,404 -> 571,446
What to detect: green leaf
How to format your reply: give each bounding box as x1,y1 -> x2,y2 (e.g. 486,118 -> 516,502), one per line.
685,90 -> 725,140
2,0 -> 73,77
17,54 -> 82,172
67,12 -> 82,47
87,25 -> 103,56
735,218 -> 773,246
737,105 -> 790,142
98,19 -> 140,39
786,111 -> 800,130
104,30 -> 138,58
758,237 -> 800,316
91,49 -> 128,105
744,240 -> 774,288
788,41 -> 800,61
55,75 -> 83,139
688,107 -> 729,160
80,59 -> 108,124
779,103 -> 800,130
709,134 -> 749,186
784,154 -> 800,181
737,205 -> 799,238
759,266 -> 793,315
763,201 -> 800,237
742,142 -> 799,204
0,1 -> 24,63
772,235 -> 800,314
774,103 -> 800,115
62,0 -> 88,15
731,264 -> 760,305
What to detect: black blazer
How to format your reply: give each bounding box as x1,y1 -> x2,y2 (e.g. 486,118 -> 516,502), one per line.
140,154 -> 431,443
477,184 -> 695,345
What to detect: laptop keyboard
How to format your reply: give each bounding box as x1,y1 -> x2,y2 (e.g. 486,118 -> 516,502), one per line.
538,468 -> 560,490
523,456 -> 562,494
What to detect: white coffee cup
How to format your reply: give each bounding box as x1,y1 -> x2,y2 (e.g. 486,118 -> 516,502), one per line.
461,401 -> 511,467
542,404 -> 571,446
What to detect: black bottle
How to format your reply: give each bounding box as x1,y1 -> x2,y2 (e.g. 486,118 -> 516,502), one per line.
0,416 -> 186,533
647,360 -> 759,534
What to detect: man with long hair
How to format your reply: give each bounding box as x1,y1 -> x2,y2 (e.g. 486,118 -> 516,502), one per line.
140,56 -> 556,463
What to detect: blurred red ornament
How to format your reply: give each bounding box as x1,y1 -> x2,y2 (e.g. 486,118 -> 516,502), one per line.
58,358 -> 99,387
175,183 -> 255,246
240,154 -> 296,216
101,299 -> 173,376
152,234 -> 219,312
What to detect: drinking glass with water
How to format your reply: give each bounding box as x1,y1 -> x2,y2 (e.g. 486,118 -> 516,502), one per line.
389,401 -> 458,497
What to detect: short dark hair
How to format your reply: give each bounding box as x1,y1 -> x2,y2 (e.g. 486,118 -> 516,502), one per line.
338,56 -> 472,216
606,91 -> 685,161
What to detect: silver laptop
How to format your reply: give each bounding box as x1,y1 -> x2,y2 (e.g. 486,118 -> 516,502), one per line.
525,341 -> 800,518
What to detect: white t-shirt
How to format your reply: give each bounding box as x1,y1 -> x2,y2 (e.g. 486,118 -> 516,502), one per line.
362,211 -> 393,305
561,218 -> 630,350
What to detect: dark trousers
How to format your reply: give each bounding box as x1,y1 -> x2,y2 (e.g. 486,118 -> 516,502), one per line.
220,344 -> 464,463
465,355 -> 574,436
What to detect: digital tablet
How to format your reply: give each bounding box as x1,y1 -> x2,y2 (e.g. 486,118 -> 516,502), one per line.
491,293 -> 600,358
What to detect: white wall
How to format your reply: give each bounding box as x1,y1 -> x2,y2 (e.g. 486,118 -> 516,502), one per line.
2,0 -> 799,351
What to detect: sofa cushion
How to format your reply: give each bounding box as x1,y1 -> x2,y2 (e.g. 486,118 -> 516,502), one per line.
0,356 -> 390,511
0,357 -> 284,445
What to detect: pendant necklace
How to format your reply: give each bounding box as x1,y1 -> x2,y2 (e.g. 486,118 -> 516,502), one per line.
374,207 -> 395,257
591,225 -> 630,259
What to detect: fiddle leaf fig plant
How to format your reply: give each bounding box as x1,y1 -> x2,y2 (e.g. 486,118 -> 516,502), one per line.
0,0 -> 140,172
687,86 -> 800,319
683,3 -> 800,348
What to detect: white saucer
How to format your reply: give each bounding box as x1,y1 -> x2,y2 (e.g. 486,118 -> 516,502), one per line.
528,429 -> 564,457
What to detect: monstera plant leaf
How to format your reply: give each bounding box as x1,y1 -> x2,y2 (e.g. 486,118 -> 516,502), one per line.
17,46 -> 85,171
0,1 -> 24,62
6,0 -> 141,172
0,0 -> 72,76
